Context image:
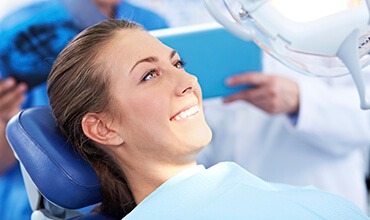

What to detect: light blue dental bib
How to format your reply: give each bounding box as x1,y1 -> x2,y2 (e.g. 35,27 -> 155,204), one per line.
123,162 -> 367,220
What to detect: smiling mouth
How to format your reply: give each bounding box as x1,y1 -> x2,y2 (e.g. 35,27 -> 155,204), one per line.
171,105 -> 200,121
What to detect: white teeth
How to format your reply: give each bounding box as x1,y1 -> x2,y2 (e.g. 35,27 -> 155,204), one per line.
180,112 -> 187,118
172,105 -> 200,121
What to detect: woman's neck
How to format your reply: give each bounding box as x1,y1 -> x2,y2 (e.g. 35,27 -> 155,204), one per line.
120,158 -> 197,204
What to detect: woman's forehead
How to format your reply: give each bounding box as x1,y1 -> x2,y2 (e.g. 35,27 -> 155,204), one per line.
107,29 -> 173,62
114,29 -> 164,50
101,29 -> 173,75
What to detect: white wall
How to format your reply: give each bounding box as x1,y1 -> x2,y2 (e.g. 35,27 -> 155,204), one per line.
127,0 -> 216,27
0,0 -> 43,19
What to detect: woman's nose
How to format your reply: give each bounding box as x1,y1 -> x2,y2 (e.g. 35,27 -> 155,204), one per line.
175,71 -> 198,96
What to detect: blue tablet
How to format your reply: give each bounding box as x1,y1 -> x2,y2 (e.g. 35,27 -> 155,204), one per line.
151,23 -> 262,99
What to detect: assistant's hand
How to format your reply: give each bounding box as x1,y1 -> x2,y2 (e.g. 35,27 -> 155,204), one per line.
0,78 -> 27,123
224,73 -> 299,114
0,77 -> 27,175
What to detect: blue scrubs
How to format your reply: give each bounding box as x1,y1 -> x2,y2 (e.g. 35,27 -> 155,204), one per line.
115,2 -> 168,30
0,163 -> 32,220
124,162 -> 368,219
0,1 -> 168,219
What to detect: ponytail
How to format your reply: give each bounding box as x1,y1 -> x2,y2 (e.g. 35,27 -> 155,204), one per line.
47,20 -> 143,218
87,144 -> 136,217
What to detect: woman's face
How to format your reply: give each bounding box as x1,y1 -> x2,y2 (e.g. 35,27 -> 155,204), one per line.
103,29 -> 212,164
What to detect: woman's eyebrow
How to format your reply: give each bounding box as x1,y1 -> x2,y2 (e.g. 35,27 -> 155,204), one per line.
170,50 -> 177,59
130,56 -> 158,73
129,50 -> 178,73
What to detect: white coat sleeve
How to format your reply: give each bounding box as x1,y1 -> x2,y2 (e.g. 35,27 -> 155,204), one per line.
264,54 -> 370,156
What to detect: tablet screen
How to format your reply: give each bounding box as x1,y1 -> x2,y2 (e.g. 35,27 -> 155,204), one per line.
152,24 -> 262,99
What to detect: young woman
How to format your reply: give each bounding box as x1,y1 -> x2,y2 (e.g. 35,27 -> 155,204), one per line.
47,20 -> 368,219
0,1 -> 168,218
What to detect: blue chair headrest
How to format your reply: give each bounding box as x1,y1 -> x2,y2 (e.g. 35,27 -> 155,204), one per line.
6,106 -> 102,209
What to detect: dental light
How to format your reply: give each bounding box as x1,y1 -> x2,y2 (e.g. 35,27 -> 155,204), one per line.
204,0 -> 370,109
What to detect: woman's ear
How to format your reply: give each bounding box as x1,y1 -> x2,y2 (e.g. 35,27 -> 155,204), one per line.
82,113 -> 124,147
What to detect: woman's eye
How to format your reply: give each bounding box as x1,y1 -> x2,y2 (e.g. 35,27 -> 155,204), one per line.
174,59 -> 186,69
142,69 -> 159,81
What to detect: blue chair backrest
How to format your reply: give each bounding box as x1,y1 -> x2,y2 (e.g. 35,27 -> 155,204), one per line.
6,106 -> 101,209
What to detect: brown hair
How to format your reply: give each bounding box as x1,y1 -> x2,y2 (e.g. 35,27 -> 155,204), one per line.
47,20 -> 143,218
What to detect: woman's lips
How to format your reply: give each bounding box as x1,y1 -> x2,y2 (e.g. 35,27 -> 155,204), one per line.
170,105 -> 200,121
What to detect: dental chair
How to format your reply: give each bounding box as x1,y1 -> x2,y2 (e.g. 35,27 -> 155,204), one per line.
6,106 -> 116,220
5,24 -> 261,220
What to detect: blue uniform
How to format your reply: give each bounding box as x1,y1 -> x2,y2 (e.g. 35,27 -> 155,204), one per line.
0,164 -> 32,220
115,2 -> 168,30
124,162 -> 368,220
0,1 -> 168,219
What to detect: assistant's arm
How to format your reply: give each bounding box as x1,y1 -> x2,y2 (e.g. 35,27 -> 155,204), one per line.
0,78 -> 27,175
224,53 -> 370,156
